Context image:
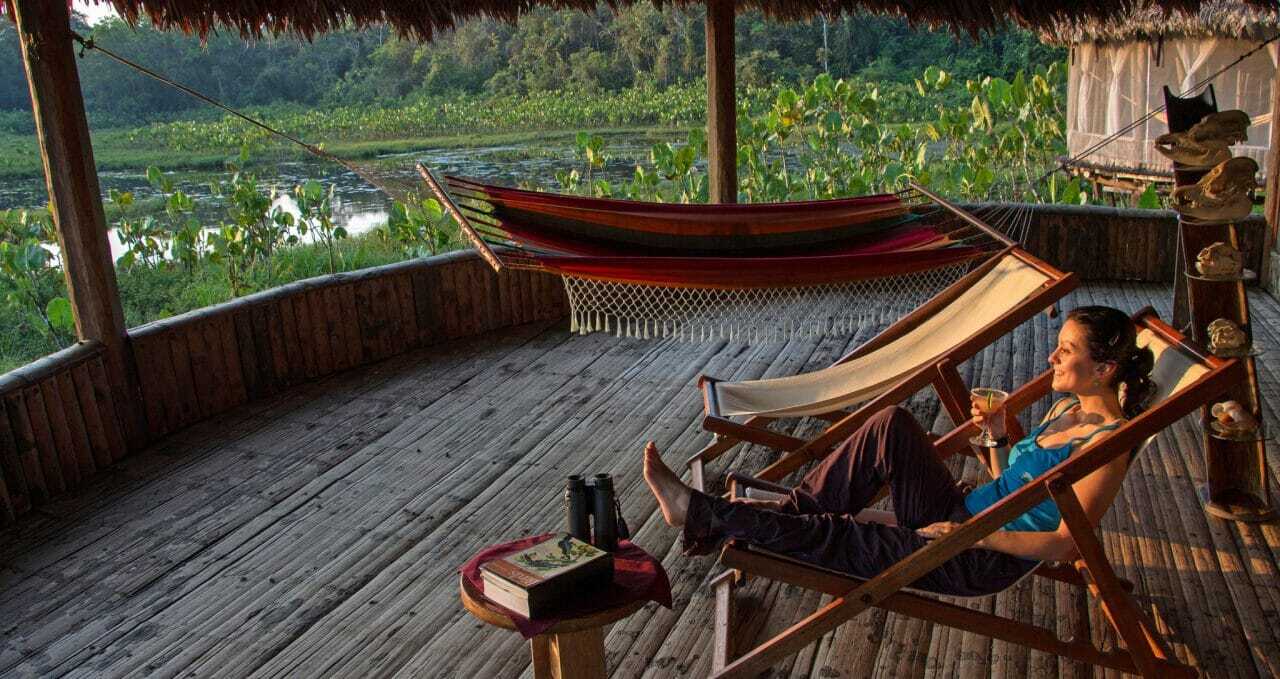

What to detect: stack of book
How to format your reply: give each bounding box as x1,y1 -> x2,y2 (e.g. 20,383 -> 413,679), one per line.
480,533 -> 615,618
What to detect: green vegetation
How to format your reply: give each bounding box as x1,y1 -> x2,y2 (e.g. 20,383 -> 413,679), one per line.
1,7 -> 1058,128
0,191 -> 415,373
558,64 -> 1079,205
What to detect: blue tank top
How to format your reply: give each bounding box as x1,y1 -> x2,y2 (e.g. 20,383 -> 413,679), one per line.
963,399 -> 1122,532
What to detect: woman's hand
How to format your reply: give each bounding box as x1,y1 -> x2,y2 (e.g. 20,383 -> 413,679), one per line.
916,521 -> 961,540
970,396 -> 1007,439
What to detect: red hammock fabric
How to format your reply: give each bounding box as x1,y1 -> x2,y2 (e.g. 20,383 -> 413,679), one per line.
496,216 -> 950,258
449,176 -> 909,238
449,175 -> 903,215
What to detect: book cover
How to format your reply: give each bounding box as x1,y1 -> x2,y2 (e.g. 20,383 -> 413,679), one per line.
480,534 -> 614,618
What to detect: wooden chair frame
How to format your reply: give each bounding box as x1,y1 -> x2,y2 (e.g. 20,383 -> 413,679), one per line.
688,244 -> 1077,493
705,310 -> 1238,678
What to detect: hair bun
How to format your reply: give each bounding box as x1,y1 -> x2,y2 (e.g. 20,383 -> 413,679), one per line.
1127,346 -> 1155,376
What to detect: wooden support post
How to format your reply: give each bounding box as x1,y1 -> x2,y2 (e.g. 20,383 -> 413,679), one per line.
13,0 -> 144,451
1047,477 -> 1168,678
705,0 -> 737,204
932,359 -> 971,428
1263,60 -> 1280,294
712,570 -> 737,672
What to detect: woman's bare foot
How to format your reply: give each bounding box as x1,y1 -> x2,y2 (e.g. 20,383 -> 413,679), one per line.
643,441 -> 690,527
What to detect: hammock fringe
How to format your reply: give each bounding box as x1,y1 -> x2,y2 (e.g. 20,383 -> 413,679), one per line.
559,262 -> 971,343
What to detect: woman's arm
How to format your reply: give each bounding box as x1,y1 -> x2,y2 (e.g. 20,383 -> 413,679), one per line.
983,442 -> 1011,478
975,527 -> 1075,561
918,437 -> 1130,562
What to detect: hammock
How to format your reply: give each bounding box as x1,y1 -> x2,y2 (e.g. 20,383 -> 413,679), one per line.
447,176 -> 918,254
426,172 -> 1024,342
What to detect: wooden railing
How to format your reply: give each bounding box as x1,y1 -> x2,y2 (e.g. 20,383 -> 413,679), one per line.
0,251 -> 566,524
0,207 -> 1269,526
0,340 -> 125,524
1018,204 -> 1267,281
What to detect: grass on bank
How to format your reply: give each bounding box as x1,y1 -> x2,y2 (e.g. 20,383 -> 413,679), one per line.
0,229 -> 435,373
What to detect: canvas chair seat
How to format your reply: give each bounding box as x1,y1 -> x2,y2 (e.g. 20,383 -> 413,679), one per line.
703,309 -> 1237,679
709,255 -> 1052,418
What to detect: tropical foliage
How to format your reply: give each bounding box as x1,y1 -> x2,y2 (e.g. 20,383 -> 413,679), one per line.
0,7 -> 1059,129
557,64 -> 1083,205
0,208 -> 75,352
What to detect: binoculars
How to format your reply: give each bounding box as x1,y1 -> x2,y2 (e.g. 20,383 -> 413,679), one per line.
564,474 -> 630,552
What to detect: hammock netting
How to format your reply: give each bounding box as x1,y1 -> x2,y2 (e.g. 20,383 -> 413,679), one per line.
560,262 -> 973,343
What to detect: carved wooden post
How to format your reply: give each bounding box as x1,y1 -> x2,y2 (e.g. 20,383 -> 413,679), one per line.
706,0 -> 737,204
12,0 -> 144,449
1165,87 -> 1274,523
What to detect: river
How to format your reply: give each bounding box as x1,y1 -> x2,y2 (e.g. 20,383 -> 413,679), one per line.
1,138 -> 680,259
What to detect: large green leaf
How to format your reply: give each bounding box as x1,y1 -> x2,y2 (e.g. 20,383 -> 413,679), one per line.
46,297 -> 74,333
987,77 -> 1011,109
423,198 -> 444,221
923,65 -> 941,87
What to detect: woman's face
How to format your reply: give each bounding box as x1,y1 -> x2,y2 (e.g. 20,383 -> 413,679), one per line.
1048,320 -> 1113,395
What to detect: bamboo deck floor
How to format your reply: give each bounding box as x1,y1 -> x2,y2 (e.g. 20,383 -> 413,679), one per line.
3,281 -> 1280,678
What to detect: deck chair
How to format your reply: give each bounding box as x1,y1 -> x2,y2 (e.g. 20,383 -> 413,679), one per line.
704,308 -> 1240,678
688,244 -> 1077,493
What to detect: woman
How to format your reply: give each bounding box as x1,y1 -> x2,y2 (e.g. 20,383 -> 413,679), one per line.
643,306 -> 1156,596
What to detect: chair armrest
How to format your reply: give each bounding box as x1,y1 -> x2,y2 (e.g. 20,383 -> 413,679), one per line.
699,374 -> 722,417
1003,368 -> 1055,421
726,472 -> 792,497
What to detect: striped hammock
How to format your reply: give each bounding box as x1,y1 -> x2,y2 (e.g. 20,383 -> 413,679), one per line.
430,172 -> 1022,343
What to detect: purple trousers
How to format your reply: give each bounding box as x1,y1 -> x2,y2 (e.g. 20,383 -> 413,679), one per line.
684,406 -> 1037,596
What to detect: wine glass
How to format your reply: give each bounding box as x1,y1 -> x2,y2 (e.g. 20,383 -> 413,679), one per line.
970,387 -> 1009,448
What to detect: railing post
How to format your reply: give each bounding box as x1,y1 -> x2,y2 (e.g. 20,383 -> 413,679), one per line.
13,0 -> 145,449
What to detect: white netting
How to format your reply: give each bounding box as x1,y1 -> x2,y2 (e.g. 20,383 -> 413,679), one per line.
1068,38 -> 1276,174
561,262 -> 973,343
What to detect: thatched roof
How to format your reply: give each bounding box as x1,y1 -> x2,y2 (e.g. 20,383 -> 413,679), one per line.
1042,0 -> 1280,44
55,0 -> 1276,41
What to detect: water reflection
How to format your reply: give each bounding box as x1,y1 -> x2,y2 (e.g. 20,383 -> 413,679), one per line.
2,139 -> 663,218
6,139 -> 677,261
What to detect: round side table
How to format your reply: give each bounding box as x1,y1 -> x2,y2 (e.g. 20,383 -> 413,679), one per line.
459,574 -> 646,679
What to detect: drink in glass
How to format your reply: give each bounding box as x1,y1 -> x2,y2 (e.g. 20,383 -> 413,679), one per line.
970,387 -> 1009,448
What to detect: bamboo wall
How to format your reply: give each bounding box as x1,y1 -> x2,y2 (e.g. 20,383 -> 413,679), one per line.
0,208 -> 1270,526
1016,205 -> 1268,281
0,252 -> 566,525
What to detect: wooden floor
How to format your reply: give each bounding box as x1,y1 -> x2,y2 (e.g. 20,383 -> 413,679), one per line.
3,282 -> 1280,679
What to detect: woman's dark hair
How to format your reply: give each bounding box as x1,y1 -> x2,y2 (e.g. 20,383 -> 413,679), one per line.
1066,306 -> 1156,418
